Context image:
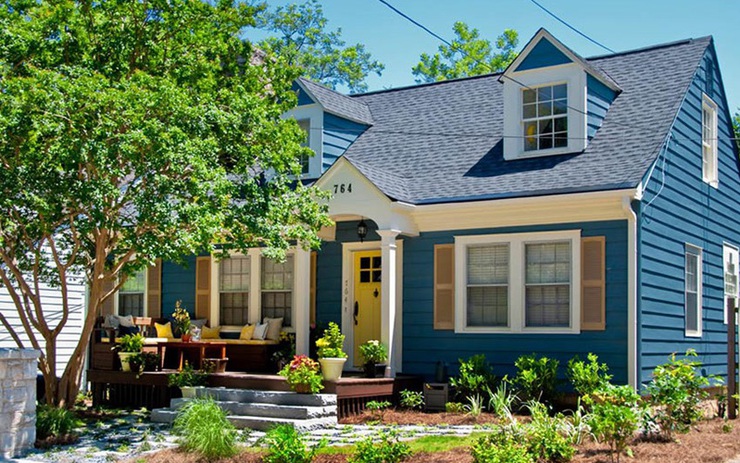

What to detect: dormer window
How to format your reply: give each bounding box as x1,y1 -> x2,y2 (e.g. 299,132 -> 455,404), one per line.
297,119 -> 311,175
523,84 -> 568,152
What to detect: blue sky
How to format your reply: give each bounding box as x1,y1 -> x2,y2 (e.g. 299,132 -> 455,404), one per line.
257,0 -> 740,113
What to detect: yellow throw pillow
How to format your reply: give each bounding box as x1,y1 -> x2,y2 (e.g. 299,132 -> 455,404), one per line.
154,322 -> 174,339
202,325 -> 221,339
239,324 -> 255,340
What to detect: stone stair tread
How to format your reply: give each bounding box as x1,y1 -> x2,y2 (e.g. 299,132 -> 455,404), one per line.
169,398 -> 336,419
227,415 -> 336,432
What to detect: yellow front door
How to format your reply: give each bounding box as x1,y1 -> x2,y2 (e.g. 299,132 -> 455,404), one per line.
353,250 -> 382,366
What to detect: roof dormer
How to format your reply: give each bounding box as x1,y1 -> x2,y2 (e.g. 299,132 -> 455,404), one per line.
501,29 -> 620,161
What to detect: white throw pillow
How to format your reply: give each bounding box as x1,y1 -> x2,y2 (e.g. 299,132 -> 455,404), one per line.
103,314 -> 120,329
252,323 -> 269,340
263,317 -> 283,341
117,314 -> 135,327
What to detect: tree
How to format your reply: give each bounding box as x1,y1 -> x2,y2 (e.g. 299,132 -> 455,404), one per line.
412,23 -> 518,83
256,0 -> 384,93
0,0 -> 330,407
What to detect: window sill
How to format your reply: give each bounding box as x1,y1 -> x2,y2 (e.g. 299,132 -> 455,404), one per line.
684,330 -> 702,338
455,326 -> 580,335
508,146 -> 582,161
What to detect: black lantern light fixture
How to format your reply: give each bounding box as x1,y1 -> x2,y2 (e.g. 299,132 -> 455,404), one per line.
357,219 -> 368,243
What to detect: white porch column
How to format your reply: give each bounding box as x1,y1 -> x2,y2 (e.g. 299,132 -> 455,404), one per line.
377,229 -> 401,378
294,247 -> 311,356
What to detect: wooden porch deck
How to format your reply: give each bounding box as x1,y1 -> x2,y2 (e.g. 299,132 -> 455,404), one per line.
87,369 -> 422,418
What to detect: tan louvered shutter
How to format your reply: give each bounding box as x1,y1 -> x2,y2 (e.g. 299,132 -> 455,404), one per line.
581,236 -> 606,330
195,256 -> 211,320
100,277 -> 115,316
434,244 -> 455,330
310,251 -> 317,325
147,259 -> 162,318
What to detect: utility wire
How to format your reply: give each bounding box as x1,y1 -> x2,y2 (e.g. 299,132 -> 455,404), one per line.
528,0 -> 616,54
376,0 -> 454,49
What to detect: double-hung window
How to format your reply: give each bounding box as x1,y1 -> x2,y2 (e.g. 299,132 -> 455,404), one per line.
724,244 -> 739,324
523,84 -> 568,152
261,256 -> 294,326
118,269 -> 146,317
297,119 -> 311,175
455,230 -> 580,333
219,256 -> 250,326
684,244 -> 702,337
701,94 -> 718,187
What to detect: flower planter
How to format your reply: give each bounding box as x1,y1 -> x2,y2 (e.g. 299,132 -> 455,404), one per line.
293,383 -> 313,394
180,386 -> 203,399
319,357 -> 346,381
364,362 -> 387,378
181,333 -> 192,343
118,352 -> 136,372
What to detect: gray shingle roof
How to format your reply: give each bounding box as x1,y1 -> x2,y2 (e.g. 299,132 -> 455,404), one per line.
298,77 -> 373,125
333,37 -> 711,204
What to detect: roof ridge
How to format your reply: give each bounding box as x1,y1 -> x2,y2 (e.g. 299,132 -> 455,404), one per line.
587,36 -> 711,61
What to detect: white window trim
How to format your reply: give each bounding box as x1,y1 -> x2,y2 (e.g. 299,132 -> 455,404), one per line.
454,230 -> 581,334
701,93 -> 719,188
210,249 -> 299,332
503,64 -> 588,160
114,269 -> 148,317
684,244 -> 703,337
283,104 -> 323,180
723,243 -> 739,325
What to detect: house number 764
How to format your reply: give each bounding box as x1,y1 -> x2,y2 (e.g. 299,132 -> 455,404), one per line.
333,183 -> 352,194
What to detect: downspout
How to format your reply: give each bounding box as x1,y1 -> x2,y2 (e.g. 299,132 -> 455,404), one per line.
623,195 -> 639,389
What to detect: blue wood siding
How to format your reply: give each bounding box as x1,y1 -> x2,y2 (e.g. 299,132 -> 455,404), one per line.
162,256 -> 197,320
515,38 -> 572,72
587,74 -> 617,140
322,114 -> 367,173
638,43 -> 740,385
400,220 -> 629,383
293,82 -> 316,106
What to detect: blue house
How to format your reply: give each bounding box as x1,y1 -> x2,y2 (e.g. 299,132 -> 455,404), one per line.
111,29 -> 739,388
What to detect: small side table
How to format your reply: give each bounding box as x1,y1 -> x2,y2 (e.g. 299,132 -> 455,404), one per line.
157,341 -> 227,371
424,382 -> 452,411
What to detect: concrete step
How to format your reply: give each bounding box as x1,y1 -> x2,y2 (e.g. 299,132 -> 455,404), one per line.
150,408 -> 337,431
197,387 -> 337,407
170,398 -> 336,419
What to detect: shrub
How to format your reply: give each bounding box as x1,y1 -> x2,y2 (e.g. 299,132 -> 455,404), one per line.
279,355 -> 324,394
167,362 -> 208,388
525,401 -> 576,463
398,390 -> 423,410
365,400 -> 392,421
514,354 -> 559,405
262,424 -> 326,463
316,322 -> 347,358
567,353 -> 612,397
173,397 -> 237,460
445,402 -> 465,413
349,430 -> 412,463
450,354 -> 496,402
645,349 -> 709,439
470,428 -> 533,463
585,384 -> 642,463
36,404 -> 82,440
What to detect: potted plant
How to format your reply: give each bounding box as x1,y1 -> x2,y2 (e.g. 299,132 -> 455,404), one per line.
128,351 -> 161,376
173,300 -> 192,341
116,333 -> 144,372
359,340 -> 388,378
316,322 -> 347,380
279,355 -> 323,394
167,362 -> 208,398
271,331 -> 296,372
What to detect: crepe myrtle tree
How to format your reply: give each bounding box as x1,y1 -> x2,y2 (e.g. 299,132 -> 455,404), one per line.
0,0 -> 331,407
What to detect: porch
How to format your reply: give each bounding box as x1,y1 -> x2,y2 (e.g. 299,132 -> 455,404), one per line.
87,369 -> 421,418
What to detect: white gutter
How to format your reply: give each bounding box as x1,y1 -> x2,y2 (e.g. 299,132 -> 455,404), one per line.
622,196 -> 639,389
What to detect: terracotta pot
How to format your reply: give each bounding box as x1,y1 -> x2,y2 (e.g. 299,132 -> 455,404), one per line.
293,383 -> 312,394
181,333 -> 192,343
319,357 -> 346,381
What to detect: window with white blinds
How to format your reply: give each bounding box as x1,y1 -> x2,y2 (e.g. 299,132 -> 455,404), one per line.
455,230 -> 581,333
220,256 -> 250,326
467,244 -> 509,327
118,269 -> 146,317
262,256 -> 294,326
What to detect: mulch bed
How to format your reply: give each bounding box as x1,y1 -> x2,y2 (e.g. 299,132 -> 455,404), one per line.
339,408 -> 502,426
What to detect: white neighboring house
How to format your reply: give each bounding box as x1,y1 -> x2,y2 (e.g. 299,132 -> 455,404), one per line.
0,277 -> 87,377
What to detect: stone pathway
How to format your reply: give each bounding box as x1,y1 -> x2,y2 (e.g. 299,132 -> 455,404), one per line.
10,409 -> 486,463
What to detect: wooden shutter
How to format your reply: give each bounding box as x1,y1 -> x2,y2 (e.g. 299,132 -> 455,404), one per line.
100,277 -> 115,316
581,236 -> 606,330
310,251 -> 317,326
147,259 -> 162,318
195,256 -> 211,320
434,244 -> 455,330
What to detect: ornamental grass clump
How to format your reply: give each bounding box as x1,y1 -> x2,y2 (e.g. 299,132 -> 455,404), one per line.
279,355 -> 324,393
173,397 -> 237,461
36,404 -> 82,441
315,322 -> 347,358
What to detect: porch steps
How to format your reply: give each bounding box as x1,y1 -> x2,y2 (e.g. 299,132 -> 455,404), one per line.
150,387 -> 338,432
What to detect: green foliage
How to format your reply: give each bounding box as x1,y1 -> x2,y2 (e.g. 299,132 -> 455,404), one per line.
567,353 -> 612,397
172,300 -> 191,335
585,385 -> 642,463
470,428 -> 533,463
0,0 -> 331,407
486,377 -> 517,422
413,24 -> 518,83
464,394 -> 485,419
645,349 -> 709,439
167,362 -> 208,388
514,354 -> 559,405
36,404 -> 82,439
348,430 -> 412,463
398,390 -> 424,410
256,0 -> 383,93
359,340 -> 387,364
128,352 -> 161,375
445,402 -> 466,413
279,355 -> 324,394
118,334 -> 144,353
525,401 -> 576,463
450,354 -> 496,403
262,424 -> 326,463
365,400 -> 392,411
316,322 -> 347,358
173,397 -> 237,461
